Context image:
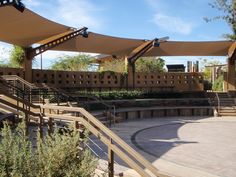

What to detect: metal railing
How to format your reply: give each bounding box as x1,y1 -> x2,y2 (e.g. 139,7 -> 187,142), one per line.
215,92 -> 220,116
1,75 -> 117,126
0,87 -> 168,177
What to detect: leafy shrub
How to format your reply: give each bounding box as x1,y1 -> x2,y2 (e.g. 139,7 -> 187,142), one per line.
0,122 -> 97,177
77,90 -> 143,100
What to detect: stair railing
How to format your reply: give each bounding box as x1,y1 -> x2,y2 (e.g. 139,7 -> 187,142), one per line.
41,105 -> 166,177
0,87 -> 168,177
215,92 -> 220,116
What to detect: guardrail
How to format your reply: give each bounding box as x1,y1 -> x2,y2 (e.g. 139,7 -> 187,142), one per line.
0,87 -> 167,177
1,75 -> 116,125
215,92 -> 220,116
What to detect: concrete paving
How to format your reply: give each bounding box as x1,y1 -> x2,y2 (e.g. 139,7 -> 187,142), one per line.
108,116 -> 236,177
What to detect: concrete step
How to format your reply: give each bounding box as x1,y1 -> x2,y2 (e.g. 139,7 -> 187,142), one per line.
219,112 -> 236,116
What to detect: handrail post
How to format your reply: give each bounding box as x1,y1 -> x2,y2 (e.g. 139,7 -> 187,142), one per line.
108,138 -> 114,177
113,105 -> 116,126
48,117 -> 53,135
215,92 -> 220,117
109,107 -> 112,127
39,115 -> 43,139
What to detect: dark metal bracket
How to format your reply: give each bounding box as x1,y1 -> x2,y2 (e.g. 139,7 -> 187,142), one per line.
27,27 -> 88,59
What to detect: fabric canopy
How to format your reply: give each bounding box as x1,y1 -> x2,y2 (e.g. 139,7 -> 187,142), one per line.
0,6 -> 71,47
144,41 -> 234,57
53,32 -> 146,56
0,6 -> 234,57
53,32 -> 234,57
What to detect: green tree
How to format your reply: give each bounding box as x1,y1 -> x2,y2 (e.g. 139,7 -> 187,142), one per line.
135,57 -> 165,73
100,59 -> 126,73
200,59 -> 225,91
51,54 -> 94,71
8,45 -> 25,68
199,59 -> 223,81
213,75 -> 224,91
100,57 -> 165,73
204,0 -> 236,40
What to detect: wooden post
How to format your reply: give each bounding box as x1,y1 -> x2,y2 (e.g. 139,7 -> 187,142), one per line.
39,115 -> 43,139
48,118 -> 53,135
23,48 -> 33,83
124,56 -> 128,73
108,138 -> 114,177
127,61 -> 135,89
24,112 -> 29,136
227,58 -> 235,90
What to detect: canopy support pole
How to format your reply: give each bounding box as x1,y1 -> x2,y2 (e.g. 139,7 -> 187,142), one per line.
23,48 -> 33,82
226,57 -> 235,90
126,38 -> 157,88
127,61 -> 135,89
226,43 -> 236,91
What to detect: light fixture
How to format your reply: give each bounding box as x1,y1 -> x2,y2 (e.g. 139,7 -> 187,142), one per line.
13,0 -> 25,12
81,29 -> 89,38
0,0 -> 25,13
153,36 -> 169,47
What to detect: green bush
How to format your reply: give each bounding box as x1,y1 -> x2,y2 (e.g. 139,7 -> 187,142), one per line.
0,122 -> 97,177
77,90 -> 143,100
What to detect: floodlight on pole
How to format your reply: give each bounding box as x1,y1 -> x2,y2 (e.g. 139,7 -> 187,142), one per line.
0,0 -> 25,12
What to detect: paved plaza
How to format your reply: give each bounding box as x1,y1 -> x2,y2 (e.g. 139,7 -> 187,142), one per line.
106,116 -> 236,177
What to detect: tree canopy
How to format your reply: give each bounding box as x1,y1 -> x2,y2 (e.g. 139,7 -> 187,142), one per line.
51,54 -> 94,71
8,46 -> 25,68
100,59 -> 126,73
205,0 -> 236,40
135,57 -> 165,73
200,58 -> 225,91
100,57 -> 165,73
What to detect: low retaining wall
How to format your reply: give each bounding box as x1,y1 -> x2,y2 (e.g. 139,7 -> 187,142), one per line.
116,106 -> 214,120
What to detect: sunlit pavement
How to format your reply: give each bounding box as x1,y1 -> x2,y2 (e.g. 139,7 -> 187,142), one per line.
110,116 -> 236,177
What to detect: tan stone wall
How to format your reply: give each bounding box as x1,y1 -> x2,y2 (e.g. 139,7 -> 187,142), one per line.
0,67 -> 24,78
32,69 -> 123,89
0,67 -> 204,91
135,72 -> 204,91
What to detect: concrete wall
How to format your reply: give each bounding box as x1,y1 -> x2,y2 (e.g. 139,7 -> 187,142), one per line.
117,107 -> 214,120
0,67 -> 204,91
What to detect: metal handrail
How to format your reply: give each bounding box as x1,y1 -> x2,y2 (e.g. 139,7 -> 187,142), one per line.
1,75 -> 71,104
215,92 -> 220,116
0,87 -> 167,177
41,105 -> 165,177
1,76 -> 116,125
1,75 -> 36,88
88,96 -> 116,127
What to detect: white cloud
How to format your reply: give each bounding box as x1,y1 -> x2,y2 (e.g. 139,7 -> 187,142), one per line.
152,13 -> 194,35
22,0 -> 41,8
0,42 -> 12,61
56,0 -> 104,30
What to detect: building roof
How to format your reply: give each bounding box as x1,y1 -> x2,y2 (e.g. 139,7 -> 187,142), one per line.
166,64 -> 185,70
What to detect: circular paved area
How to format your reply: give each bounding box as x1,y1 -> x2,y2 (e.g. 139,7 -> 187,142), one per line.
131,120 -> 236,177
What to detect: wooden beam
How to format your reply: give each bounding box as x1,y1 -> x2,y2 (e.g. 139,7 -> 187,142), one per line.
228,42 -> 236,58
128,39 -> 155,64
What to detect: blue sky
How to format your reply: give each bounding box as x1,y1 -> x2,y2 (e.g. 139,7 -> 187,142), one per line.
0,0 -> 232,69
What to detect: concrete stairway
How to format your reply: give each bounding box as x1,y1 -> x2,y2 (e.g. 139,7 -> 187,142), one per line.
217,92 -> 236,116
92,111 -> 123,126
